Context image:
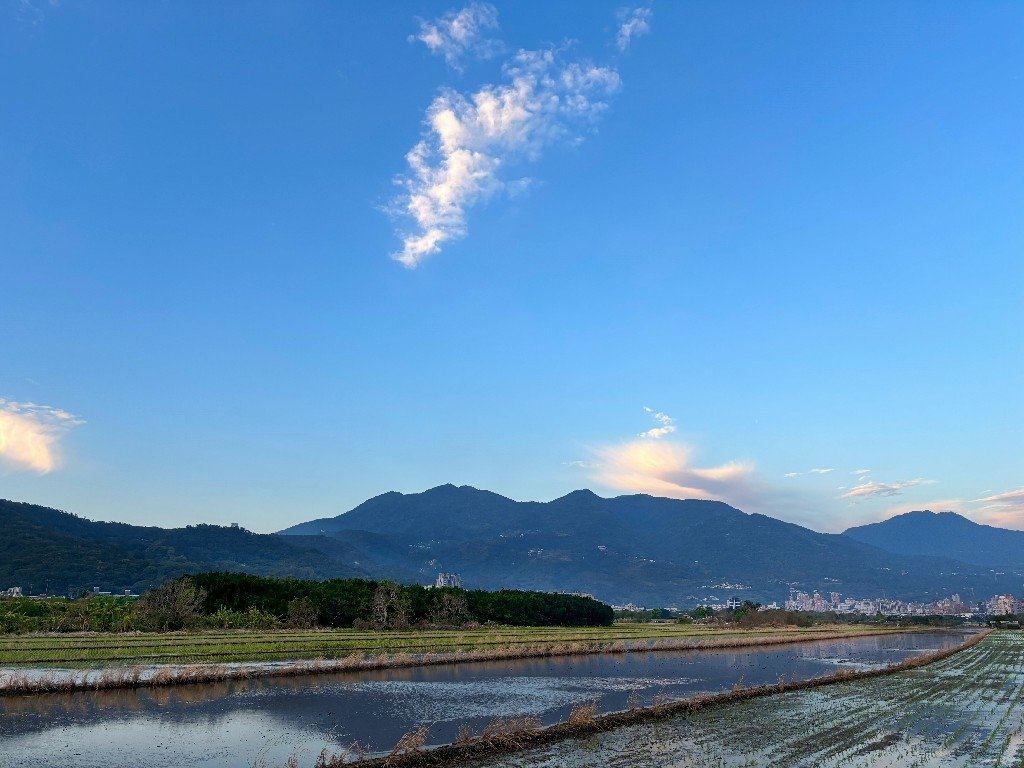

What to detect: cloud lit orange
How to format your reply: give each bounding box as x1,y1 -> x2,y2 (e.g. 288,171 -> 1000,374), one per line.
0,400 -> 82,474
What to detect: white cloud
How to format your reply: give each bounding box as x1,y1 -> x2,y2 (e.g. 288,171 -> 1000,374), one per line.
853,468 -> 871,476
640,406 -> 675,439
810,468 -> 834,475
579,410 -> 763,510
783,472 -> 800,478
615,7 -> 652,52
411,2 -> 503,70
390,47 -> 621,266
839,477 -> 933,501
0,399 -> 83,473
591,439 -> 756,504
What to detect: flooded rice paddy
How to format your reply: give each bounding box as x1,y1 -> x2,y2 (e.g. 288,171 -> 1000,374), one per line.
0,630 -> 970,767
483,630 -> 1024,768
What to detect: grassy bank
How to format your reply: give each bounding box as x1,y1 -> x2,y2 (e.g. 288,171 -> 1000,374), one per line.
334,629 -> 992,767
0,624 -> 909,695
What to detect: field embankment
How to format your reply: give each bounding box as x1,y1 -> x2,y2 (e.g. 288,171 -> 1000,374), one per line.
0,624 -> 911,695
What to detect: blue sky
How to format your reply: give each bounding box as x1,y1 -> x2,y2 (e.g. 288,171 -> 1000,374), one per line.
1,1 -> 1021,533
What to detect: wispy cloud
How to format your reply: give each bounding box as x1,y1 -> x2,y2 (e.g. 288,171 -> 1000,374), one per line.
0,399 -> 83,473
391,47 -> 620,266
411,2 -> 503,70
390,8 -> 647,267
972,486 -> 1024,529
13,0 -> 58,26
840,477 -> 933,500
784,467 -> 835,477
615,7 -> 652,52
640,406 -> 675,439
853,468 -> 871,476
975,486 -> 1024,507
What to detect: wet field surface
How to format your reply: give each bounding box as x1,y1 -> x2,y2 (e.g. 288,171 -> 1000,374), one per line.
483,631 -> 1023,768
0,631 -> 967,768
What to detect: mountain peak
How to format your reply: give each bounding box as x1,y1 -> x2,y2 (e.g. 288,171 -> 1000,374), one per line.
858,510 -> 976,530
422,483 -> 462,494
553,489 -> 602,503
844,508 -> 1024,568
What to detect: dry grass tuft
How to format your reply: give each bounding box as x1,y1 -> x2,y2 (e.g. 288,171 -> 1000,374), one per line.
567,699 -> 599,726
479,715 -> 541,747
312,743 -> 369,768
386,724 -> 430,764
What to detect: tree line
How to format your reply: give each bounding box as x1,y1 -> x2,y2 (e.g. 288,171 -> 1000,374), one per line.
0,572 -> 614,633
188,572 -> 613,629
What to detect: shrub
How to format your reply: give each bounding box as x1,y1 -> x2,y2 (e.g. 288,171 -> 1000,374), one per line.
287,596 -> 318,629
133,577 -> 207,631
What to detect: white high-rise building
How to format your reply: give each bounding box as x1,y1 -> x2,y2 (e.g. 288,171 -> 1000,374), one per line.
435,572 -> 462,588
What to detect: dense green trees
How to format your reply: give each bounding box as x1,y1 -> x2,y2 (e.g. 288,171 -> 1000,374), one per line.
189,572 -> 614,628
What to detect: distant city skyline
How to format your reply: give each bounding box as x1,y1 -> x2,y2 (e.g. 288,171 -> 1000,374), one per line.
1,2 -> 1021,533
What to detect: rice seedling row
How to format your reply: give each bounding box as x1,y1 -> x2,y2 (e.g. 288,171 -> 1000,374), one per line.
0,625 -> 903,668
0,624 -> 846,652
671,632 -> 1024,768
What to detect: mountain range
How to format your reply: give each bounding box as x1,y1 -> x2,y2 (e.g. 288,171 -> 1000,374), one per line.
0,498 -> 365,594
3,487 -> 1022,606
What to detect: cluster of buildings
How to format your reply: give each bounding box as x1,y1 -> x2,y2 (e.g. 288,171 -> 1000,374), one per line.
0,586 -> 139,599
784,588 -> 1023,616
432,572 -> 462,589
985,594 -> 1024,616
611,602 -> 647,612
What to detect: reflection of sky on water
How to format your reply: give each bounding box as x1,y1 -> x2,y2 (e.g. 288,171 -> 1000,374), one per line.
0,631 -> 969,768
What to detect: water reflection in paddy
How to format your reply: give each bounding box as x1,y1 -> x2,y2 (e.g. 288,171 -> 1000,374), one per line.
0,631 -> 968,768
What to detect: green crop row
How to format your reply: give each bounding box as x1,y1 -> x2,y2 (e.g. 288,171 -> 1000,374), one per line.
0,624 -> 887,669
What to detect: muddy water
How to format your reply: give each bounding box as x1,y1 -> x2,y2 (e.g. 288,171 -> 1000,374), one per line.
0,631 -> 968,767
